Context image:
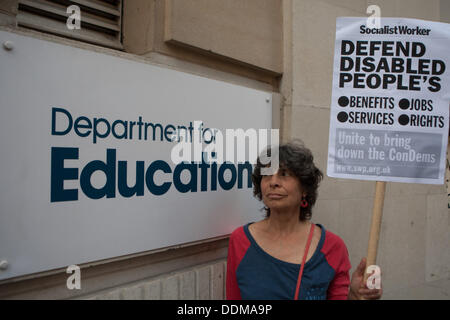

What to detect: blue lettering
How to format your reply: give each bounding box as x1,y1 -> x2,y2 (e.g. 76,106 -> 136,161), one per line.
80,149 -> 116,199
210,162 -> 217,191
164,124 -> 176,142
112,120 -> 128,140
50,148 -> 253,202
218,163 -> 237,190
199,152 -> 210,191
238,162 -> 253,188
92,118 -> 111,144
74,116 -> 92,137
51,147 -> 78,202
52,107 -> 73,136
118,161 -> 145,197
173,162 -> 198,193
145,160 -> 172,195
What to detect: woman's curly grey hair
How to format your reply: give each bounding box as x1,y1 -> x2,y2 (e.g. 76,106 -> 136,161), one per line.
251,140 -> 323,221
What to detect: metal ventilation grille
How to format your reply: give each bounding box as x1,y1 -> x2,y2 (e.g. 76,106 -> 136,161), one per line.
17,0 -> 123,50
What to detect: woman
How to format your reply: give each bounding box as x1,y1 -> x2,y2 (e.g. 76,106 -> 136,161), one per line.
226,141 -> 382,300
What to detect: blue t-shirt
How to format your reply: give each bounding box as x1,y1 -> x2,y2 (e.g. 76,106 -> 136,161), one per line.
226,223 -> 351,300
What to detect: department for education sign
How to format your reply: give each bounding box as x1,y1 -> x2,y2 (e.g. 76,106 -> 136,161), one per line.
0,30 -> 272,280
327,17 -> 450,184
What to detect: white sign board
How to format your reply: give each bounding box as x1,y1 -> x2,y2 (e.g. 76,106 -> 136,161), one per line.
0,31 -> 271,280
328,17 -> 450,184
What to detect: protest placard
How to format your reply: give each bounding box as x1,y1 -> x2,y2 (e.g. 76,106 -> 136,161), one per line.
328,17 -> 450,185
327,17 -> 450,292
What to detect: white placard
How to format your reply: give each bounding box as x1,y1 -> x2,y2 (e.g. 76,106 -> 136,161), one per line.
327,17 -> 450,184
0,30 -> 272,280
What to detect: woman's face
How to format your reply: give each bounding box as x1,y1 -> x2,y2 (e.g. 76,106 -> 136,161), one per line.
260,166 -> 305,212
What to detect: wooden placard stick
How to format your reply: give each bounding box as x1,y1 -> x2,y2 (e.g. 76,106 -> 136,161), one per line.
362,181 -> 386,298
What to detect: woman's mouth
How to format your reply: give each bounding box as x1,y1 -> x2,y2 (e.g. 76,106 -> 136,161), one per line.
266,193 -> 285,200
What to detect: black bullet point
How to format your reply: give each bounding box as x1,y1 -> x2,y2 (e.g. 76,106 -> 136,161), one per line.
398,114 -> 409,126
399,98 -> 409,110
337,112 -> 348,123
338,96 -> 349,107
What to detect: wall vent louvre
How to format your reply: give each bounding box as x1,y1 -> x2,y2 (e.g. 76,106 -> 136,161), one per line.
17,0 -> 123,50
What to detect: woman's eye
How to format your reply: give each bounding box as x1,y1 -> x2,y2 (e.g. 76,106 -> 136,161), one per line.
280,170 -> 290,176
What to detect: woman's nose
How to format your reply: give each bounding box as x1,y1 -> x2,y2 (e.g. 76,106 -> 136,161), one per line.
268,174 -> 280,187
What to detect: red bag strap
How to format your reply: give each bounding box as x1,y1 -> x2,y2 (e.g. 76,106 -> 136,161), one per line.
294,223 -> 315,300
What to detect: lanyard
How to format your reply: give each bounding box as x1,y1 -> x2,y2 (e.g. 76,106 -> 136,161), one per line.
294,223 -> 315,300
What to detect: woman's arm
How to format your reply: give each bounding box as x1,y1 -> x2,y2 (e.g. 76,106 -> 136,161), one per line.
327,267 -> 351,300
324,232 -> 352,300
226,237 -> 242,300
226,227 -> 250,300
